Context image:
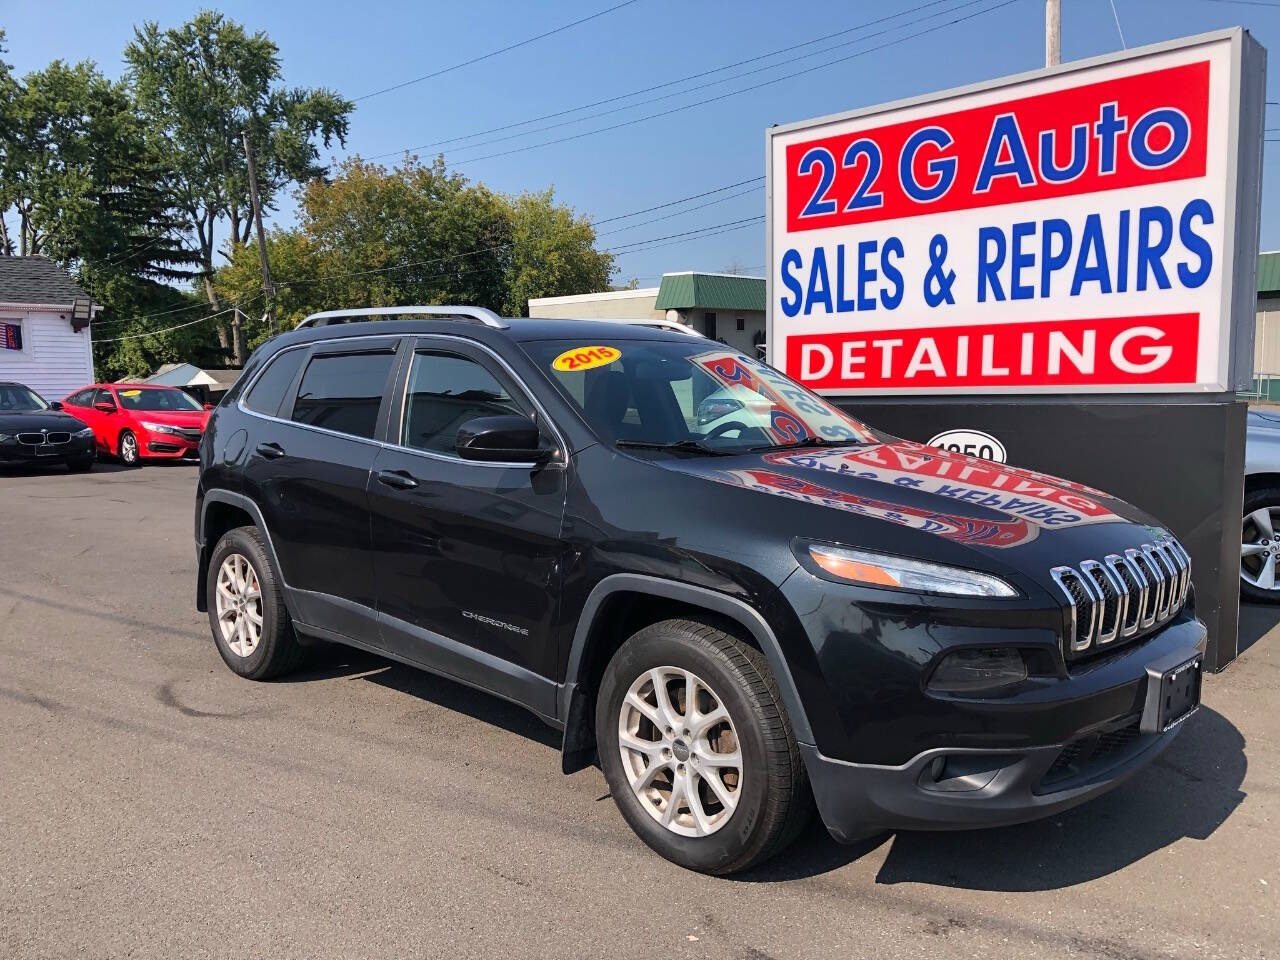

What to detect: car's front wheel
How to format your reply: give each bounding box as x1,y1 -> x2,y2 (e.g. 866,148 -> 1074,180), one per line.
117,429 -> 140,466
596,618 -> 811,875
1241,487 -> 1280,603
207,526 -> 304,679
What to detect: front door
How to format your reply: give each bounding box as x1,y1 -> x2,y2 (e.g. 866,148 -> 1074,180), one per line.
240,338 -> 400,642
367,338 -> 568,716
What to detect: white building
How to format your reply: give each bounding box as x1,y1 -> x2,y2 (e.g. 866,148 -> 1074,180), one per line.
0,257 -> 98,401
529,272 -> 766,357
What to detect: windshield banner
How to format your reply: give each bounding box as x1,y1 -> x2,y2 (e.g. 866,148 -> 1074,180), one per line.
692,349 -> 878,444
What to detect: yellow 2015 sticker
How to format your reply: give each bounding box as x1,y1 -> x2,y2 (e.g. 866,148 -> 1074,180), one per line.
120,389 -> 142,397
552,345 -> 622,372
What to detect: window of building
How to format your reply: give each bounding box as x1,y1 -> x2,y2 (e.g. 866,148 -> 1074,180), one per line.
289,350 -> 395,440
736,317 -> 745,331
703,311 -> 717,339
400,350 -> 527,455
244,348 -> 307,417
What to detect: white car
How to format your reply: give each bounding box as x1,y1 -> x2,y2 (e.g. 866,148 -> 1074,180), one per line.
1242,408 -> 1280,601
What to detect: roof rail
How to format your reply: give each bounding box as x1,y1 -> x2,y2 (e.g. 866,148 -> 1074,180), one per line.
587,317 -> 706,338
297,305 -> 508,329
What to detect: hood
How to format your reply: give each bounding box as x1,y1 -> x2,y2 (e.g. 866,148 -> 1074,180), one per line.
130,409 -> 209,428
0,409 -> 89,433
656,439 -> 1167,563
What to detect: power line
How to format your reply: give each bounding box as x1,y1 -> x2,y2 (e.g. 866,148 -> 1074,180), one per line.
593,176 -> 764,226
92,307 -> 239,343
606,216 -> 766,252
353,0 -> 642,102
365,0 -> 961,160
437,0 -> 1018,167
595,185 -> 762,237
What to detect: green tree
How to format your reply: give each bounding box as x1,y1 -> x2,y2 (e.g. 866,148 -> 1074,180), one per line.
502,187 -> 613,316
125,10 -> 352,361
215,157 -> 614,327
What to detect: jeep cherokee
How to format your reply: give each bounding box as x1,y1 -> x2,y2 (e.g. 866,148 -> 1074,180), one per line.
195,305 -> 1206,875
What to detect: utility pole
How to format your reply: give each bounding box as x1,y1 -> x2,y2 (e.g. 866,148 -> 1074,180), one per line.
242,131 -> 277,336
1045,0 -> 1061,68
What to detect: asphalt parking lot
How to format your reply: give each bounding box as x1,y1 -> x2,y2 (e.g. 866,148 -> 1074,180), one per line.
1,462 -> 1276,960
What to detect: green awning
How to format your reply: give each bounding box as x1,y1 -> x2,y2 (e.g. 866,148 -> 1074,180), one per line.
654,273 -> 765,312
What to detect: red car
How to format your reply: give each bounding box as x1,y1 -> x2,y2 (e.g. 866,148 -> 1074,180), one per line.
62,383 -> 210,466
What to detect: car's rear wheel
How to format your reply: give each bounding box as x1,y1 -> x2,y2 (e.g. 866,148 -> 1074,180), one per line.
207,526 -> 304,679
596,618 -> 811,875
118,429 -> 140,466
1241,487 -> 1280,603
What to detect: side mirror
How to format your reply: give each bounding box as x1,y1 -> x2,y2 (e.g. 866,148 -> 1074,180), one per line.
456,415 -> 553,463
204,402 -> 215,411
49,401 -> 63,411
93,401 -> 116,413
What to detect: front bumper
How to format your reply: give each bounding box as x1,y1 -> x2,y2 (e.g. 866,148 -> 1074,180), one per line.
800,621 -> 1207,841
140,430 -> 201,459
0,434 -> 95,463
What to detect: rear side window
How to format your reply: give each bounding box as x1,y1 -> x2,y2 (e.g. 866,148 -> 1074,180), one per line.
244,348 -> 307,417
289,350 -> 395,440
400,350 -> 526,455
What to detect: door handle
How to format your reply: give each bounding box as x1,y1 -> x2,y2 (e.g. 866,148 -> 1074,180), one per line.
255,442 -> 285,460
376,469 -> 419,490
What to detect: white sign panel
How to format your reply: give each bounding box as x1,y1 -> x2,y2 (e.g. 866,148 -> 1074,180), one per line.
766,30 -> 1263,395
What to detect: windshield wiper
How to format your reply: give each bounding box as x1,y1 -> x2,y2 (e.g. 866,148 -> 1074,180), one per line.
615,438 -> 734,457
749,435 -> 864,452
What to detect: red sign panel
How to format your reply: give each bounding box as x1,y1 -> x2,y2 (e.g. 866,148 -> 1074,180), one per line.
785,312 -> 1199,391
785,60 -> 1210,233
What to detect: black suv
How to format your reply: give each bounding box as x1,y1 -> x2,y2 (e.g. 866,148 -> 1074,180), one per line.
195,305 -> 1206,874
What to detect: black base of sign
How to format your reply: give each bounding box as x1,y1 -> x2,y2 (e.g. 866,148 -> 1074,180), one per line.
837,394 -> 1246,672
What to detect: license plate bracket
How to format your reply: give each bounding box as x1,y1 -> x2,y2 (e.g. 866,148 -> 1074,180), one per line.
1141,653 -> 1202,734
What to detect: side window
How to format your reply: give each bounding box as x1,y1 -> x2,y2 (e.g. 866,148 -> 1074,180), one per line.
244,347 -> 307,417
93,388 -> 115,407
66,389 -> 89,406
400,350 -> 526,455
289,350 -> 395,440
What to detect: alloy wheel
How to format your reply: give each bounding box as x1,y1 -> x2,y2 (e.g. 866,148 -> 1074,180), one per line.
214,553 -> 264,657
120,433 -> 138,464
617,666 -> 743,838
1241,506 -> 1280,592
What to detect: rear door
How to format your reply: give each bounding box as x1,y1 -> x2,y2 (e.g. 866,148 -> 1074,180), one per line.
240,336 -> 401,642
367,337 -> 568,716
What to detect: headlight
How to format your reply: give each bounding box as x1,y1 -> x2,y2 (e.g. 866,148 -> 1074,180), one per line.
74,426 -> 94,438
927,648 -> 1028,693
805,543 -> 1019,598
139,420 -> 179,435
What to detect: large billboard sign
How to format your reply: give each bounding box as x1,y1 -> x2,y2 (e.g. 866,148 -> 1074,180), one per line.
766,30 -> 1265,395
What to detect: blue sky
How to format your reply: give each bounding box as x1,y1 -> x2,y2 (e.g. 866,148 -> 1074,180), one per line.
4,0 -> 1280,285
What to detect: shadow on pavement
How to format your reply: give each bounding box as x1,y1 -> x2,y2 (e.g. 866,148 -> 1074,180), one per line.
282,643 -> 1248,889
870,706 -> 1246,890
284,642 -> 561,749
1237,601 -> 1280,656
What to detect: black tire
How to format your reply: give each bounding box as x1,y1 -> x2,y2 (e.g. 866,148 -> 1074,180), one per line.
1241,486 -> 1280,603
117,429 -> 140,466
206,525 -> 304,679
66,454 -> 94,472
596,618 -> 812,875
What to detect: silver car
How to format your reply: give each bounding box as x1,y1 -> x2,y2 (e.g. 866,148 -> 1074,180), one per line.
1243,408 -> 1280,601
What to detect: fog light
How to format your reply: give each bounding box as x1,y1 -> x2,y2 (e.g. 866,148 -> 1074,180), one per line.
928,648 -> 1028,694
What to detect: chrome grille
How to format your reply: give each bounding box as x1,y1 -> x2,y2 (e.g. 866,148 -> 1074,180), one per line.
1050,537 -> 1190,658
16,431 -> 70,445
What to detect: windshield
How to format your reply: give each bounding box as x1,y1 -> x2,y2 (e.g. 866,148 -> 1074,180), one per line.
524,338 -> 877,453
0,384 -> 50,411
116,388 -> 203,412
